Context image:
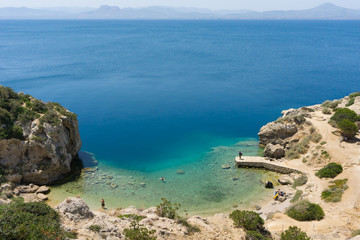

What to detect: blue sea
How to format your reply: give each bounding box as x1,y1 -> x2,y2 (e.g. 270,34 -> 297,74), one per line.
1,20 -> 359,213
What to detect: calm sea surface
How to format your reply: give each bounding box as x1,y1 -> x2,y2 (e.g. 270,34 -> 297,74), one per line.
0,20 -> 359,213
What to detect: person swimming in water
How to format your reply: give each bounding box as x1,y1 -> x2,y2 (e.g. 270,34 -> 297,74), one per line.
160,177 -> 165,182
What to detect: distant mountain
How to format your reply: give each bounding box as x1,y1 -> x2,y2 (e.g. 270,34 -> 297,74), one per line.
1,3 -> 360,20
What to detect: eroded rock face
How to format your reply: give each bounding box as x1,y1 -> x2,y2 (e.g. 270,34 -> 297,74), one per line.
0,114 -> 81,185
264,144 -> 285,159
258,122 -> 298,147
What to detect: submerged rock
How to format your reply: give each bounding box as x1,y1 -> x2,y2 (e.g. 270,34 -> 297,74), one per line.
176,169 -> 185,174
221,164 -> 231,169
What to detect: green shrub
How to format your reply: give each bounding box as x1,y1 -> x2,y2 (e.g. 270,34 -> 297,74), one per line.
321,179 -> 348,202
0,200 -> 65,240
316,163 -> 343,178
64,230 -> 78,239
246,230 -> 271,240
89,224 -> 101,232
17,108 -> 40,124
229,210 -> 264,232
286,200 -> 324,221
349,92 -> 360,99
330,108 -> 359,124
40,110 -> 61,125
346,98 -> 355,107
337,119 -> 358,137
31,99 -> 47,113
322,107 -> 332,115
177,218 -> 201,234
352,229 -> 360,237
123,219 -> 156,240
118,214 -> 146,221
156,198 -> 180,220
281,226 -> 310,240
291,190 -> 303,203
292,175 -> 308,188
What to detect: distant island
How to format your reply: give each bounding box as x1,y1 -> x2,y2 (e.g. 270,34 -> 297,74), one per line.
1,3 -> 360,20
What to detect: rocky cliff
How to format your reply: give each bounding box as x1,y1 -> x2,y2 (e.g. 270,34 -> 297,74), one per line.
0,86 -> 81,185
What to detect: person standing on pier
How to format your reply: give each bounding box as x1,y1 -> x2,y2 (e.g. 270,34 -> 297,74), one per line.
238,151 -> 243,160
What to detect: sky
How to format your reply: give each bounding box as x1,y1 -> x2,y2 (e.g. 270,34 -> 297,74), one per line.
0,0 -> 359,11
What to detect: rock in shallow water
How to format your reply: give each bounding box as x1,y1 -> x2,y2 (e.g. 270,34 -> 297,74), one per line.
221,164 -> 231,169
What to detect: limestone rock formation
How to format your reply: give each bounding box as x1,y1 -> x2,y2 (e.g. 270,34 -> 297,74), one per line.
55,197 -> 94,221
0,86 -> 82,185
264,143 -> 285,159
258,122 -> 298,146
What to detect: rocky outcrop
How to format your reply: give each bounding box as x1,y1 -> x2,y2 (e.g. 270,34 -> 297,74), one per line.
56,197 -> 94,221
264,144 -> 285,159
258,122 -> 298,147
0,87 -> 81,185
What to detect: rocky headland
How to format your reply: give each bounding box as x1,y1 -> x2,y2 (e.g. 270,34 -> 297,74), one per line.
0,86 -> 82,185
1,89 -> 360,240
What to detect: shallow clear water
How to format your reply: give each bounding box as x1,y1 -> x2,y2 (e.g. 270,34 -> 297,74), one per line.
1,20 -> 359,213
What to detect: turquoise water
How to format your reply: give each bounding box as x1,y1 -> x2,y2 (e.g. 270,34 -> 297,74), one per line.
1,20 -> 359,212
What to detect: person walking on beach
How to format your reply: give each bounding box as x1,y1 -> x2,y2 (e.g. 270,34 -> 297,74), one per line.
100,198 -> 105,209
238,151 -> 243,160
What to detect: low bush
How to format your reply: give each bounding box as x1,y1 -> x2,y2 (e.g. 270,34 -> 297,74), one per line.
321,100 -> 340,109
337,119 -> 358,137
352,229 -> 360,237
349,92 -> 360,99
346,98 -> 355,107
118,214 -> 146,221
322,107 -> 332,115
229,210 -> 265,232
281,226 -> 310,240
156,198 -> 180,219
123,219 -> 156,240
291,190 -> 303,203
0,200 -> 65,240
40,110 -> 61,126
89,224 -> 101,232
321,179 -> 348,202
177,218 -> 201,234
316,163 -> 343,178
292,175 -> 308,188
286,200 -> 324,221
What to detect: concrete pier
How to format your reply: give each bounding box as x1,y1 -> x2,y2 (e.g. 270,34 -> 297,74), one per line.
235,156 -> 300,174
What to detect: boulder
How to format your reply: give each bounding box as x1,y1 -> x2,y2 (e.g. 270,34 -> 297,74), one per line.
264,144 -> 285,159
258,122 -> 298,146
4,173 -> 22,184
265,181 -> 274,189
0,183 -> 12,192
18,184 -> 39,193
55,197 -> 94,220
36,186 -> 50,194
36,193 -> 48,201
278,177 -> 292,185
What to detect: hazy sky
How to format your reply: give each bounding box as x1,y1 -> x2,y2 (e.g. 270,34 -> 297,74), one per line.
1,0 -> 360,11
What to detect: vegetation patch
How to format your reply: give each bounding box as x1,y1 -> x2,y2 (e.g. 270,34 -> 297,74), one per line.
156,198 -> 180,219
286,200 -> 324,221
118,214 -> 146,221
230,210 -> 271,239
321,179 -> 348,202
0,199 -> 66,240
281,226 -> 310,240
177,218 -> 201,234
286,130 -> 321,159
351,229 -> 360,237
316,163 -> 343,178
322,107 -> 332,115
89,224 -> 101,232
321,100 -> 340,109
123,219 -> 156,240
337,119 -> 358,137
330,108 -> 359,124
292,175 -> 308,188
290,190 -> 303,203
245,230 -> 271,240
